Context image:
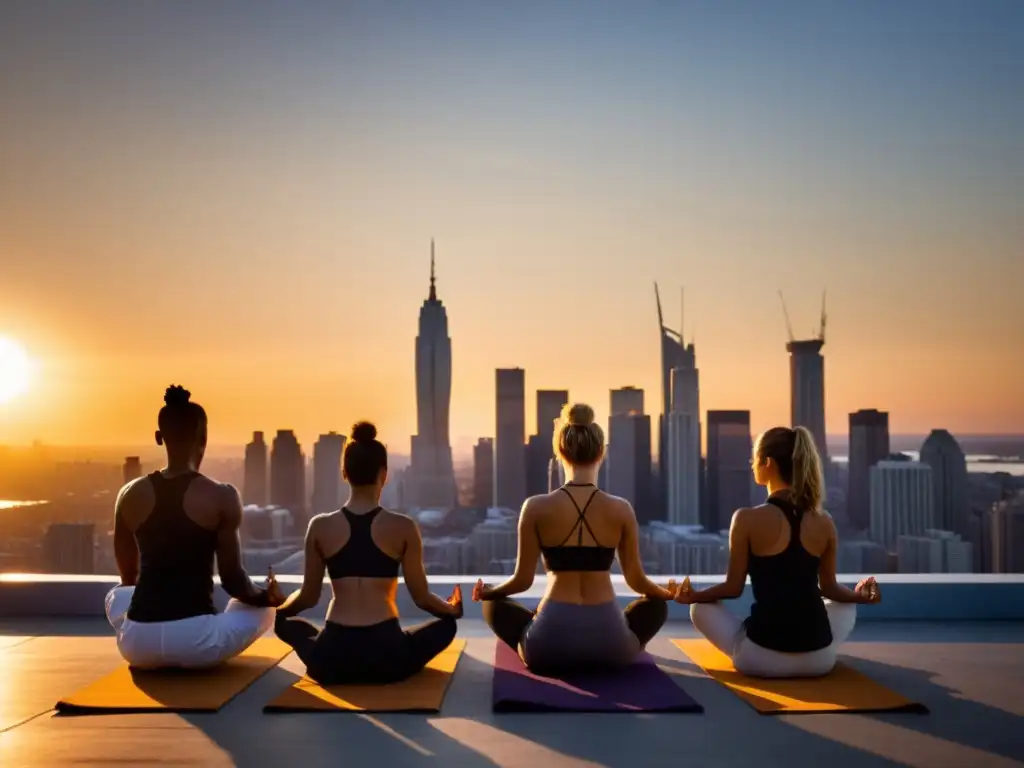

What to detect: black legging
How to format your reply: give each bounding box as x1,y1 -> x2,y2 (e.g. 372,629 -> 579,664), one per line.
275,613 -> 457,685
482,596 -> 668,654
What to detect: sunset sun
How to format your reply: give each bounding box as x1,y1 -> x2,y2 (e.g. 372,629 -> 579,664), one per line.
0,337 -> 32,404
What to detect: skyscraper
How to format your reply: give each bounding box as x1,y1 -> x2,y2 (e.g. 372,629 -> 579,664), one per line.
782,294 -> 828,463
312,432 -> 346,515
848,410 -> 890,532
655,284 -> 696,522
409,241 -> 457,509
122,456 -> 142,485
536,390 -> 570,442
869,456 -> 935,550
706,410 -> 753,532
608,402 -> 654,524
611,386 -> 644,417
271,429 -> 306,524
527,389 -> 569,497
920,429 -> 970,536
495,368 -> 526,509
472,437 -> 494,509
667,367 -> 701,526
244,431 -> 268,506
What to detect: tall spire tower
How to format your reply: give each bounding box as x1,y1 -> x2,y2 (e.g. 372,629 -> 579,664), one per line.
429,238 -> 437,301
409,239 -> 456,509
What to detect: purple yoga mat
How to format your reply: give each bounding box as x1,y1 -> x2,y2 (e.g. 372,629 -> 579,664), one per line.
491,643 -> 703,713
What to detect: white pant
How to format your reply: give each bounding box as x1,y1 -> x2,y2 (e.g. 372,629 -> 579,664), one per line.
105,586 -> 275,670
690,600 -> 857,678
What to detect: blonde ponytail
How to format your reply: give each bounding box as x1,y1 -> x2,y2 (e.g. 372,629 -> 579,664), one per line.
790,426 -> 825,513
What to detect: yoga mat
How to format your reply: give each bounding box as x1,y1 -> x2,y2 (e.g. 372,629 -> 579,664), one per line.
491,642 -> 703,713
264,639 -> 466,714
55,637 -> 292,714
672,639 -> 928,714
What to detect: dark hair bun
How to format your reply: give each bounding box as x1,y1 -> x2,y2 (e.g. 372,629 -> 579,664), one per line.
164,385 -> 192,406
351,421 -> 378,443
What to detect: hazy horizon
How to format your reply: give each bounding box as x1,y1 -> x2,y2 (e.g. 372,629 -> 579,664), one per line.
1,1 -> 1022,451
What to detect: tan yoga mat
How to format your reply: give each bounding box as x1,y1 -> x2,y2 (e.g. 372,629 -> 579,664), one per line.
55,637 -> 293,714
672,639 -> 928,714
264,639 -> 466,713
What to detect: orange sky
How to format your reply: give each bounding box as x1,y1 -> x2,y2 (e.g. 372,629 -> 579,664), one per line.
1,3 -> 1022,455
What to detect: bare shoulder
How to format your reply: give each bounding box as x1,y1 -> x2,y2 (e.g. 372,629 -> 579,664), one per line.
379,508 -> 416,531
117,476 -> 154,508
592,491 -> 636,521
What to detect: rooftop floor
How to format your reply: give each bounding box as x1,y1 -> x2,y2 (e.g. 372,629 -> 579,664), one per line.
1,620 -> 1022,767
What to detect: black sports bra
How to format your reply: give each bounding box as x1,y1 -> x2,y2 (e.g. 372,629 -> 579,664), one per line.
324,507 -> 401,579
540,485 -> 617,572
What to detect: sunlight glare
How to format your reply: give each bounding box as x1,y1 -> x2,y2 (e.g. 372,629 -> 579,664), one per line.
0,337 -> 32,404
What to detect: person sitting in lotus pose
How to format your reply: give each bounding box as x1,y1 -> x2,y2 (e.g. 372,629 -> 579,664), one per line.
475,403 -> 676,676
274,421 -> 463,684
676,425 -> 880,678
107,385 -> 283,669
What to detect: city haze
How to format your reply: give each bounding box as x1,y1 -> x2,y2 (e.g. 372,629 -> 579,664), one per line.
1,1 -> 1022,451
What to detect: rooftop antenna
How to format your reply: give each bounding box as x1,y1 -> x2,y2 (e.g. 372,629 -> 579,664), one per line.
680,286 -> 685,339
654,282 -> 664,329
777,290 -> 795,343
818,289 -> 827,343
429,238 -> 437,301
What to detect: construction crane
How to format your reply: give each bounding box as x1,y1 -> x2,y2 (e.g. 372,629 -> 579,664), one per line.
778,290 -> 795,343
779,289 -> 827,343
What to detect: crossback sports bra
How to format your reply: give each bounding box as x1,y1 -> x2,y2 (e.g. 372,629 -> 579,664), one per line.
540,485 -> 617,572
324,507 -> 401,579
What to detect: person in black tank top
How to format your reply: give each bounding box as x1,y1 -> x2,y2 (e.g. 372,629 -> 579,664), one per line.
273,422 -> 462,685
106,386 -> 284,669
675,426 -> 880,678
474,404 -> 675,676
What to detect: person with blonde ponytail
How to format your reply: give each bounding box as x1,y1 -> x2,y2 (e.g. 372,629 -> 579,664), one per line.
675,426 -> 880,678
474,403 -> 676,676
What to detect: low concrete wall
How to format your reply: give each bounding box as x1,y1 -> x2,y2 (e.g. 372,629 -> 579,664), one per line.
2,574 -> 1023,621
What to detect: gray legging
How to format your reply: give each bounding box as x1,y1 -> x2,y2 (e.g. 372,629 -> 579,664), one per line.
483,597 -> 668,676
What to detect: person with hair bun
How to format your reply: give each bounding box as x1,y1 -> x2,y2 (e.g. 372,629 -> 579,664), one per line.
676,425 -> 881,678
273,421 -> 462,685
474,403 -> 676,676
106,385 -> 283,669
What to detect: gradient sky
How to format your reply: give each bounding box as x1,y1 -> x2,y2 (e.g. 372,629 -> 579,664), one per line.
1,1 -> 1022,456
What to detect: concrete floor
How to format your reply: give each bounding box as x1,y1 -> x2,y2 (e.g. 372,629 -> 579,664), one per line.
0,621 -> 1022,768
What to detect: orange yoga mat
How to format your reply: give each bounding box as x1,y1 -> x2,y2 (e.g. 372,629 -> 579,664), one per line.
672,639 -> 928,715
55,638 -> 293,714
264,639 -> 466,714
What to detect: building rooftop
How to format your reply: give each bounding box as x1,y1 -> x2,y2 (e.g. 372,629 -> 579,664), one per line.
1,576 -> 1022,767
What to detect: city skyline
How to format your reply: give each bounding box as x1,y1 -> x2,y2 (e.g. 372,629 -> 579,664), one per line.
1,2 -> 1022,449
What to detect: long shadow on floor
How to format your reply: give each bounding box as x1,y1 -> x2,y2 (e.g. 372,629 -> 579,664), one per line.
373,651 -> 907,768
654,648 -> 1024,764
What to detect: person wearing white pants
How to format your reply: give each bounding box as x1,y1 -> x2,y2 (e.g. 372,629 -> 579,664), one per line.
109,385 -> 286,669
105,585 -> 274,669
675,426 -> 880,678
689,599 -> 858,678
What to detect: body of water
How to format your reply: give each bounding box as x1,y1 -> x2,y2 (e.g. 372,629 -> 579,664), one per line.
832,454 -> 1023,476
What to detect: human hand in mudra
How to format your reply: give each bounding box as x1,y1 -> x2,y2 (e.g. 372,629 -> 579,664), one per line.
855,576 -> 880,604
674,576 -> 696,605
265,567 -> 286,607
447,585 -> 464,618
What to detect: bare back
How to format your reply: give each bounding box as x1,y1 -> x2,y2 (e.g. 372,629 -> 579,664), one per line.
744,501 -> 833,559
530,486 -> 633,606
311,508 -> 408,626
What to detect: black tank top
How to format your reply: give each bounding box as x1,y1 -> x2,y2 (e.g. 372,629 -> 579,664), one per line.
540,485 -> 617,572
325,508 -> 401,579
743,493 -> 833,653
126,471 -> 218,623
